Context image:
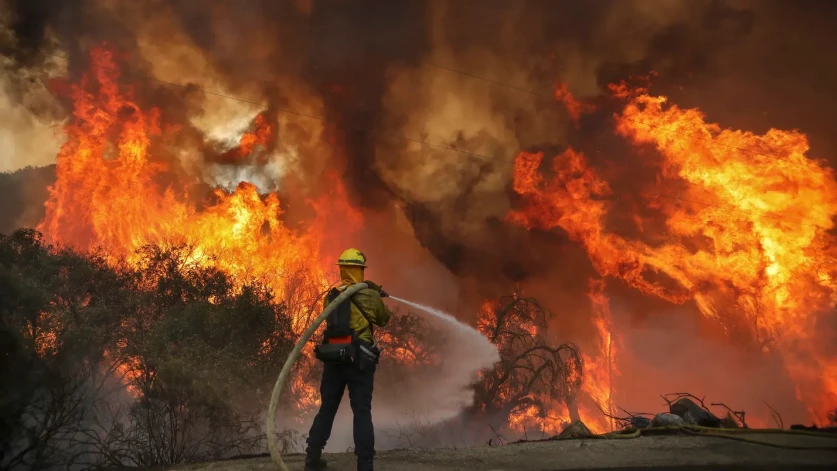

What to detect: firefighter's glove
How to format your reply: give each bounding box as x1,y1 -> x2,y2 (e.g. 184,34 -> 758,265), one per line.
364,280 -> 388,298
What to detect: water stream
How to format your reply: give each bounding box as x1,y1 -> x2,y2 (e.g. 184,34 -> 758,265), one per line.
389,295 -> 498,360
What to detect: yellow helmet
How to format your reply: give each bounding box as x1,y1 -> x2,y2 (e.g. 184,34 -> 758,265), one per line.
337,248 -> 367,267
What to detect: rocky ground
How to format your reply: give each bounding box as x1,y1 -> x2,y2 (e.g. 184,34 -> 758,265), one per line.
164,432 -> 837,471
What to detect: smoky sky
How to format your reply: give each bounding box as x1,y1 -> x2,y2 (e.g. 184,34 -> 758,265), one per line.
2,0 -> 837,287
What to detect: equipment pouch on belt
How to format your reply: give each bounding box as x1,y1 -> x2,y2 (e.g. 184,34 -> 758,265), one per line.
314,342 -> 356,364
355,342 -> 380,372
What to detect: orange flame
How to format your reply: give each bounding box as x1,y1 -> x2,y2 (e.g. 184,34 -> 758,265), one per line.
583,278 -> 619,433
220,112 -> 275,163
554,82 -> 595,127
40,46 -> 360,295
39,44 -> 837,429
509,84 -> 837,422
38,46 -> 362,410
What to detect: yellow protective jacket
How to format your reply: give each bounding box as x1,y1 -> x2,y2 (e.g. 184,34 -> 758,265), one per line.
324,265 -> 392,343
323,285 -> 392,343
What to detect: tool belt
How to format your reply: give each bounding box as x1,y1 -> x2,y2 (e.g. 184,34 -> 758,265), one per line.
314,286 -> 380,370
314,341 -> 356,365
314,340 -> 380,370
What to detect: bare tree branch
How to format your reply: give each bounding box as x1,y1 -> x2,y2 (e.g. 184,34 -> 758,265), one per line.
763,401 -> 784,429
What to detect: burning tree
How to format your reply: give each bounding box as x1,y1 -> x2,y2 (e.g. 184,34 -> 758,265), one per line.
472,291 -> 583,434
93,244 -> 296,466
377,307 -> 445,370
0,230 -> 300,468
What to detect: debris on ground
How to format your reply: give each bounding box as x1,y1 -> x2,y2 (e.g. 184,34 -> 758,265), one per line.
670,397 -> 721,427
652,413 -> 685,427
721,412 -> 741,428
630,416 -> 652,429
557,420 -> 593,439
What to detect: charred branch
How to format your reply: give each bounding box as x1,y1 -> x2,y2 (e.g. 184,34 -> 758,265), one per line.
711,403 -> 748,428
488,424 -> 510,446
764,401 -> 784,430
471,291 -> 583,432
661,393 -> 712,412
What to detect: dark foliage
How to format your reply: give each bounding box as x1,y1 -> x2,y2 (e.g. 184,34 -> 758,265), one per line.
0,229 -> 295,469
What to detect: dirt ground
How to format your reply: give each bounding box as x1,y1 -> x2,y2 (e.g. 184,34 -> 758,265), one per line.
167,433 -> 837,471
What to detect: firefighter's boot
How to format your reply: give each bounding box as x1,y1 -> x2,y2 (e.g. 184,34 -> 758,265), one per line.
304,447 -> 328,471
357,457 -> 374,471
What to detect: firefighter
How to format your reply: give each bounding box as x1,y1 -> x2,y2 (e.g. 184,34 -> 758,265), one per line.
305,248 -> 393,471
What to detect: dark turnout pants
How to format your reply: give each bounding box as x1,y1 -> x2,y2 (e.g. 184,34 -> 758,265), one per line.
307,360 -> 376,459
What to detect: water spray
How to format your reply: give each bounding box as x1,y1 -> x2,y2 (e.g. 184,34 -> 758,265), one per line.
389,296 -> 495,351
386,296 -> 500,420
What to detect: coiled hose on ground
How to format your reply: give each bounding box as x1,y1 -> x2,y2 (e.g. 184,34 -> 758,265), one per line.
266,283 -> 368,471
596,424 -> 837,450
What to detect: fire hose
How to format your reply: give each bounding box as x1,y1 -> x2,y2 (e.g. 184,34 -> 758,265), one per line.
596,425 -> 837,450
266,282 -> 369,471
